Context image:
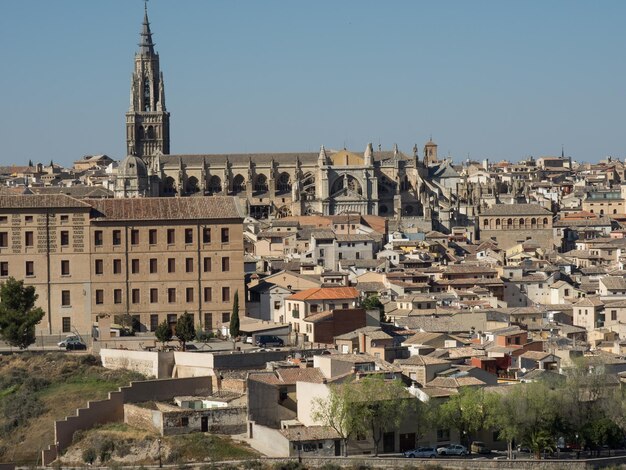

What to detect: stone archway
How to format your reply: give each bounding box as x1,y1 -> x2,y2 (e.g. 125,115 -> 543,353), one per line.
301,172 -> 316,200
276,206 -> 292,218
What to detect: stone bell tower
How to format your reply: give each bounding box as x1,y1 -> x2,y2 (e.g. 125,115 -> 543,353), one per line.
126,2 -> 170,158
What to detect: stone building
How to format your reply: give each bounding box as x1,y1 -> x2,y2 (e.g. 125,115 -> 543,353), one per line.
478,203 -> 554,250
115,4 -> 444,221
0,195 -> 245,336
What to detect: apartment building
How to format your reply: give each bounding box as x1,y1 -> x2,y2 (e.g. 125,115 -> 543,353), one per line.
0,195 -> 245,336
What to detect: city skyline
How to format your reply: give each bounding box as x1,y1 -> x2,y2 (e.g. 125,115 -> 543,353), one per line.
1,0 -> 626,166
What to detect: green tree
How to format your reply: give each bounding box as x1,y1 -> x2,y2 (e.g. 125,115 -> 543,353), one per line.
411,397 -> 436,447
361,295 -> 385,322
513,381 -> 561,459
355,376 -> 410,456
438,386 -> 498,452
155,319 -> 173,347
526,429 -> 555,460
175,312 -> 196,351
230,290 -> 240,339
312,379 -> 366,456
0,277 -> 45,349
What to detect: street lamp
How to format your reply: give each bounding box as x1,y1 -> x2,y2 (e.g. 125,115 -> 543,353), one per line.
157,438 -> 162,468
297,431 -> 302,464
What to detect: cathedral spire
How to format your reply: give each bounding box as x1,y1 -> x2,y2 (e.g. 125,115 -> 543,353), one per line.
318,145 -> 328,165
364,143 -> 374,166
127,0 -> 170,157
139,1 -> 155,55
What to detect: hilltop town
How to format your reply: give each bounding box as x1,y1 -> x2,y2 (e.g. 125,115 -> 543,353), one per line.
4,3 -> 626,470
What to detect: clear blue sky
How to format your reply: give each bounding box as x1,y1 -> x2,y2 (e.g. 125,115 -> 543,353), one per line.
1,0 -> 625,166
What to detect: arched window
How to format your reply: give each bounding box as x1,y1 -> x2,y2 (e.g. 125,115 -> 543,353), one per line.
531,218 -> 537,228
232,174 -> 245,193
600,209 -> 605,215
543,217 -> 549,225
483,219 -> 489,227
186,176 -> 199,194
614,209 -> 618,215
254,174 -> 268,192
507,218 -> 513,227
164,177 -> 176,195
277,172 -> 291,193
519,218 -> 525,227
208,175 -> 222,194
495,219 -> 501,227
147,126 -> 154,140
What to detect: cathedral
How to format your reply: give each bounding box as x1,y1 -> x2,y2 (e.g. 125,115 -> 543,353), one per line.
115,4 -> 461,222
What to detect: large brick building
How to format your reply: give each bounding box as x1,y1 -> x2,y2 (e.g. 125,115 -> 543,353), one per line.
0,195 -> 245,336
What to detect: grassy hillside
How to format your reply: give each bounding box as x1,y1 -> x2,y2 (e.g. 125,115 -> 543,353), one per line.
0,352 -> 145,464
61,423 -> 259,466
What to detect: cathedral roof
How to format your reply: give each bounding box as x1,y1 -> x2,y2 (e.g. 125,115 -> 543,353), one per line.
118,155 -> 148,178
160,149 -> 410,167
429,161 -> 460,179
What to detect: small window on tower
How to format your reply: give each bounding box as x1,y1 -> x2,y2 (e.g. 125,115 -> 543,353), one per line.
143,78 -> 151,111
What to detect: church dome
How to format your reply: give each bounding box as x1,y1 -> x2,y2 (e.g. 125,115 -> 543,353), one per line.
118,154 -> 148,178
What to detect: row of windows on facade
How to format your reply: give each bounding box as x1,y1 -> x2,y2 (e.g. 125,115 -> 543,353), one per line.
0,230 -> 71,247
94,227 -> 230,246
0,256 -> 230,277
60,285 -> 231,307
60,311 -> 231,334
0,227 -> 230,249
0,215 -> 72,224
482,217 -> 550,228
94,256 -> 230,275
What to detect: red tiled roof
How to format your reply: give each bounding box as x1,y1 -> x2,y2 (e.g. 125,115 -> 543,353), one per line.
287,287 -> 359,301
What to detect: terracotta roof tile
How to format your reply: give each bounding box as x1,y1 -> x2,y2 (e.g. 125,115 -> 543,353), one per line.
90,196 -> 244,221
287,287 -> 359,301
0,194 -> 91,209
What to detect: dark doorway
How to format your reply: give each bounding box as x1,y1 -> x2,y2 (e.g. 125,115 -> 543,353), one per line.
201,416 -> 208,432
334,440 -> 341,456
400,433 -> 416,452
383,432 -> 395,453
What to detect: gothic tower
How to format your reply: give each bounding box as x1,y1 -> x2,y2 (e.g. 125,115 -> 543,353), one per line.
126,3 -> 170,158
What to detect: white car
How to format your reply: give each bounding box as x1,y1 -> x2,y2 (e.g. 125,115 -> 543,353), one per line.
437,444 -> 468,456
404,447 -> 437,458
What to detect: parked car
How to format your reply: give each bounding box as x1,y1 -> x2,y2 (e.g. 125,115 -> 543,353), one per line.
437,444 -> 468,456
471,441 -> 490,454
255,335 -> 284,347
58,336 -> 87,350
404,447 -> 437,458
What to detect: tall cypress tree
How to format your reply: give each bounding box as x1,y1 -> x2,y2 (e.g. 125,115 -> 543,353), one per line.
229,290 -> 240,339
